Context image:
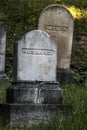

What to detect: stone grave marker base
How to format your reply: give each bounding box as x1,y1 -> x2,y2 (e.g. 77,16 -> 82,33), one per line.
0,82 -> 71,126
57,69 -> 74,84
0,103 -> 72,126
6,82 -> 63,104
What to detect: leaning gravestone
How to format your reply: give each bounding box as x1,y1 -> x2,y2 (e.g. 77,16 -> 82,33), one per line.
0,22 -> 9,81
38,4 -> 74,83
0,30 -> 64,126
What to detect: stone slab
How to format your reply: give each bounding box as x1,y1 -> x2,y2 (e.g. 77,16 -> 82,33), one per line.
38,4 -> 74,69
6,82 -> 63,104
14,30 -> 57,82
0,103 -> 72,126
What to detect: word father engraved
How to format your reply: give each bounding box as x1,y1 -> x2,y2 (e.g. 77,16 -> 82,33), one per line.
22,48 -> 54,56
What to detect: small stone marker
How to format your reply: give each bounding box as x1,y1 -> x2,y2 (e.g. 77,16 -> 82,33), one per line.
0,22 -> 8,81
38,4 -> 74,69
14,30 -> 57,81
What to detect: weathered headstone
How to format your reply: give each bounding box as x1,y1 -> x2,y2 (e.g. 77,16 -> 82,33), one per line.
0,30 -> 64,126
38,4 -> 74,83
0,22 -> 9,81
14,30 -> 57,82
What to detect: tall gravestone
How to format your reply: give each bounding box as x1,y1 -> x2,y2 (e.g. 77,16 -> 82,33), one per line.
0,22 -> 9,81
0,30 -> 64,126
38,4 -> 74,83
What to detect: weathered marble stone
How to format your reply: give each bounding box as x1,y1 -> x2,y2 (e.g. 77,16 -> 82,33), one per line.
38,4 -> 74,69
0,22 -> 6,72
0,22 -> 9,81
14,30 -> 57,82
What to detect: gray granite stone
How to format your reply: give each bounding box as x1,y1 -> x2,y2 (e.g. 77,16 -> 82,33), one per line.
14,30 -> 57,82
57,68 -> 74,84
0,104 -> 72,126
6,82 -> 63,104
38,4 -> 74,69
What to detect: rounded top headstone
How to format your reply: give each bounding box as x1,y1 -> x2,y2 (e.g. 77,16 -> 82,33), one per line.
40,4 -> 73,18
38,4 -> 74,69
14,30 -> 57,82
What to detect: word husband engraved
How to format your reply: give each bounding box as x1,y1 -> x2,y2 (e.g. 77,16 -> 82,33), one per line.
22,48 -> 54,56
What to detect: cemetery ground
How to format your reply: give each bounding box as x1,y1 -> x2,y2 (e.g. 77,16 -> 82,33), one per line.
0,1 -> 87,129
0,81 -> 87,130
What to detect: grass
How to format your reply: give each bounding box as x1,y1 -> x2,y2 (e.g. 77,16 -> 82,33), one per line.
0,81 -> 10,103
0,82 -> 87,130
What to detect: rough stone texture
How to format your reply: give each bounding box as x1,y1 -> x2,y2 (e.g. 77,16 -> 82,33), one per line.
0,22 -> 6,72
6,82 -> 63,104
14,30 -> 57,82
57,69 -> 74,84
38,4 -> 74,69
0,104 -> 71,126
